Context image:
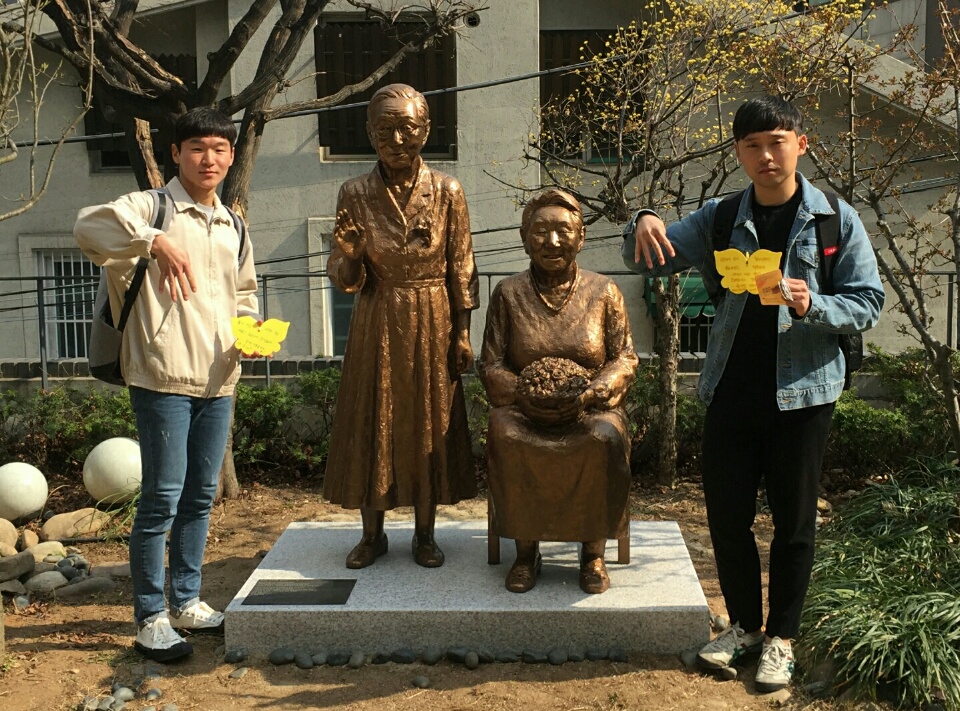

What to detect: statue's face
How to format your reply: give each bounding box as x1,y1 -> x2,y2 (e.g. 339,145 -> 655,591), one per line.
367,98 -> 430,172
523,205 -> 584,274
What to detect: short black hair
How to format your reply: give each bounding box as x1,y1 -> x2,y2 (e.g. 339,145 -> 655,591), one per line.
732,96 -> 804,141
174,107 -> 237,147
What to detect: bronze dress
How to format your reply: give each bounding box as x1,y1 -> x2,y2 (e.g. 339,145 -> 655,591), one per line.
479,268 -> 638,542
323,162 -> 479,510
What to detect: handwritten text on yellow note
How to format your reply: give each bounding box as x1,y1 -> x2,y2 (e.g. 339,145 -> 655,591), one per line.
231,317 -> 290,356
714,249 -> 782,295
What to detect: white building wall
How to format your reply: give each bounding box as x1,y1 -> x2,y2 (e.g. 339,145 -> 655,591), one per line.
0,0 -> 951,365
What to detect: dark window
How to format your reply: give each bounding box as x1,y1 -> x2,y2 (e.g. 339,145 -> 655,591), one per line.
84,54 -> 198,170
315,20 -> 457,158
330,288 -> 355,357
539,29 -> 642,164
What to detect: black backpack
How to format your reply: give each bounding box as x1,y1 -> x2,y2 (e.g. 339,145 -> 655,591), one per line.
709,189 -> 863,390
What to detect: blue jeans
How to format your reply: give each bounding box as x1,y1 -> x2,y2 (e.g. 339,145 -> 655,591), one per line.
129,387 -> 233,623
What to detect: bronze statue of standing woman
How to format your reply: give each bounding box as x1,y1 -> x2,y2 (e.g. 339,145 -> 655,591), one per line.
323,84 -> 479,569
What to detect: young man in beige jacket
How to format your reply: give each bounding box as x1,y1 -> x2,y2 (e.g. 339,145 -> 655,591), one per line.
75,108 -> 259,662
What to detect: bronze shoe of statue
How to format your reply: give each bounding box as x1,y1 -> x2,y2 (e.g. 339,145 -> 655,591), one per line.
345,533 -> 388,569
412,534 -> 445,568
505,553 -> 543,593
579,555 -> 610,594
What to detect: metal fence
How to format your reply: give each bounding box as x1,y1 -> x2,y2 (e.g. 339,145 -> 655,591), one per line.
2,268 -> 958,389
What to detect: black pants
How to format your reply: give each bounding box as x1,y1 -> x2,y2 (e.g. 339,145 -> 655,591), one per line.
701,393 -> 834,639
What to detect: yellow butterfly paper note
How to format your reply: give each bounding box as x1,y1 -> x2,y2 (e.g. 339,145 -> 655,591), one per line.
231,316 -> 290,357
714,249 -> 782,295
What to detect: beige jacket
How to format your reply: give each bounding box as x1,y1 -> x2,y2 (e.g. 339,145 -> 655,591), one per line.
74,178 -> 260,398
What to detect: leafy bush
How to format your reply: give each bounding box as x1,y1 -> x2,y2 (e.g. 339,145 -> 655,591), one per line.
801,458 -> 960,709
869,346 -> 959,458
0,387 -> 136,474
232,368 -> 342,475
825,391 -> 913,477
626,363 -> 705,480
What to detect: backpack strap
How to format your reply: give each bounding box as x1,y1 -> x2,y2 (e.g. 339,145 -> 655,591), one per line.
814,191 -> 841,294
224,205 -> 247,262
706,189 -> 746,306
115,189 -> 173,332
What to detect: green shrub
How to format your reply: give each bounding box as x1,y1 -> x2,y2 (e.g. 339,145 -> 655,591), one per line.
825,391 -> 913,477
801,458 -> 960,709
868,346 -> 958,458
626,363 -> 705,480
0,387 -> 136,475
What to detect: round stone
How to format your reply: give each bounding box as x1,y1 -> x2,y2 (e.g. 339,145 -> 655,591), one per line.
521,649 -> 547,664
347,652 -> 365,669
228,667 -> 248,679
464,651 -> 479,669
585,647 -> 608,661
547,648 -> 568,665
411,675 -> 430,689
495,651 -> 520,663
310,651 -> 328,666
447,646 -> 469,663
327,652 -> 350,666
13,595 -> 30,610
293,651 -> 314,669
421,646 -> 443,665
78,696 -> 99,711
145,688 -> 162,702
371,653 -> 390,665
112,686 -> 135,702
96,697 -> 115,711
268,647 -> 295,665
82,438 -> 142,504
224,648 -> 247,664
0,463 -> 48,522
567,649 -> 585,663
390,647 -> 417,664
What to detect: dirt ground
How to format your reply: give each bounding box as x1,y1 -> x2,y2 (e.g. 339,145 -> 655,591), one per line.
0,480 -> 857,711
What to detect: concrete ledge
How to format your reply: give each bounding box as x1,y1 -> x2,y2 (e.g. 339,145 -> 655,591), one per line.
224,520 -> 710,658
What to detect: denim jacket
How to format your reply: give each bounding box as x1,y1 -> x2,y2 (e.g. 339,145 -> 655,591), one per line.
621,174 -> 885,411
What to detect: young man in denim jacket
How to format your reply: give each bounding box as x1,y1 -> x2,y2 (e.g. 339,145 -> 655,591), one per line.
621,96 -> 884,691
75,108 -> 260,662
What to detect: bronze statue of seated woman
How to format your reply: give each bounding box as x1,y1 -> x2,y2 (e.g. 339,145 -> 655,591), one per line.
478,188 -> 639,594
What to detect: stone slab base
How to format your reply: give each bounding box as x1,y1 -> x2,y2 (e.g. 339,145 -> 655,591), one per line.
224,520 -> 709,658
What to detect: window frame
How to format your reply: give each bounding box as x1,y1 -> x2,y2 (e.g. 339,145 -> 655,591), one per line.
314,15 -> 458,161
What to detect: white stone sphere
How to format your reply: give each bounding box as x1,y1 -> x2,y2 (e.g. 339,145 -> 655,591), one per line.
83,437 -> 142,504
0,462 -> 48,521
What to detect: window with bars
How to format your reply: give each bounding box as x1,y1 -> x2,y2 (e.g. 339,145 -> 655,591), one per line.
37,250 -> 100,359
314,19 -> 457,158
84,53 -> 198,170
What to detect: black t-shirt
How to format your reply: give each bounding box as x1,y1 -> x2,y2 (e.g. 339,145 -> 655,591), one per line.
713,187 -> 803,406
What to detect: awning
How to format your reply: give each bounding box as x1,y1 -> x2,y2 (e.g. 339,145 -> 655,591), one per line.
644,272 -> 716,318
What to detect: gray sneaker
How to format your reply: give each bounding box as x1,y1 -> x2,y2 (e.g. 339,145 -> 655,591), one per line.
755,637 -> 795,692
696,624 -> 764,669
134,613 -> 193,663
170,600 -> 224,633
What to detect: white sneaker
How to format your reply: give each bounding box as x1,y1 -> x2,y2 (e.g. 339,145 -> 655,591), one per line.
696,624 -> 764,669
134,613 -> 193,663
755,637 -> 795,692
170,600 -> 224,632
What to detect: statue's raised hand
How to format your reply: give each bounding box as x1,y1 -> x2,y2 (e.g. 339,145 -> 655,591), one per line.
334,209 -> 366,260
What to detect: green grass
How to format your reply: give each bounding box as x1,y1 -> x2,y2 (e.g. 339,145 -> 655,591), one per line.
801,458 -> 960,709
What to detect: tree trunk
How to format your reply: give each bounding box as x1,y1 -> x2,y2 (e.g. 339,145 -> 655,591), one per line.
216,399 -> 240,501
654,274 -> 681,488
933,345 -> 960,458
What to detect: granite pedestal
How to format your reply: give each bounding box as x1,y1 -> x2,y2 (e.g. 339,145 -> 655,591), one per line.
224,520 -> 709,659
